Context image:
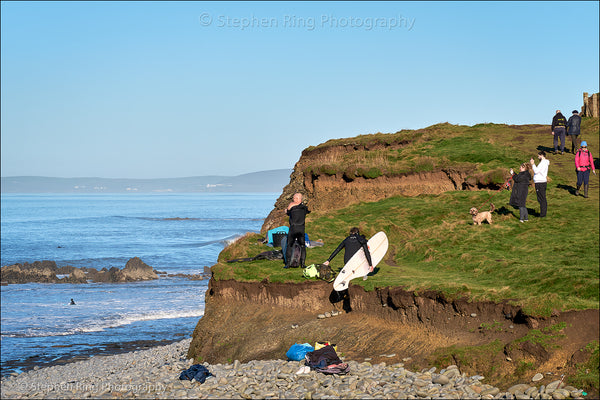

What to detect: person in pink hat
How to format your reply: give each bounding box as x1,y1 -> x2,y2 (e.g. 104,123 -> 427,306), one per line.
574,141 -> 596,198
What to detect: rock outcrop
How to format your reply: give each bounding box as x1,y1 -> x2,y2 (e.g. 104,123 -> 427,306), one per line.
582,92 -> 600,117
0,261 -> 88,284
1,257 -> 158,284
121,257 -> 159,281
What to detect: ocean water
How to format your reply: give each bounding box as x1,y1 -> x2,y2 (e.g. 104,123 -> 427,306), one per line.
0,193 -> 278,376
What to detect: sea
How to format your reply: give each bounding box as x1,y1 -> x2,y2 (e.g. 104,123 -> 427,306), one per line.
0,193 -> 279,377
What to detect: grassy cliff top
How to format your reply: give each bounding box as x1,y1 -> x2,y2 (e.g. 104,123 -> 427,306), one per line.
213,119 -> 599,317
300,122 -> 558,182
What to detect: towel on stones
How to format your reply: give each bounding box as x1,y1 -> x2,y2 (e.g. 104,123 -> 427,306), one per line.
304,345 -> 350,375
179,364 -> 213,383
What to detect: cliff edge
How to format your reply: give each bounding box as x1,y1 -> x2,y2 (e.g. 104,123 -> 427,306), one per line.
190,120 -> 599,394
189,279 -> 598,393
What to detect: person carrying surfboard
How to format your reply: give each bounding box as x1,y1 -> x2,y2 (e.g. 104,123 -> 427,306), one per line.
323,227 -> 373,277
285,193 -> 310,268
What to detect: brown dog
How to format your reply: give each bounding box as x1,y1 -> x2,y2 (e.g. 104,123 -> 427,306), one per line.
469,204 -> 495,225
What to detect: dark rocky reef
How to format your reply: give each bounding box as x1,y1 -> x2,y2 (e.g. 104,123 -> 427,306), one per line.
1,257 -> 158,284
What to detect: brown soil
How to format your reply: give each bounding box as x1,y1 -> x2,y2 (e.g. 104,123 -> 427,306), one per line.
189,279 -> 599,395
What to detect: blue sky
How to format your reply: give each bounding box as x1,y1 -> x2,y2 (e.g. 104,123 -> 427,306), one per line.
1,1 -> 598,179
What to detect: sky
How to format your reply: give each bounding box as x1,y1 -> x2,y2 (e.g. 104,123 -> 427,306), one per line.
1,1 -> 599,179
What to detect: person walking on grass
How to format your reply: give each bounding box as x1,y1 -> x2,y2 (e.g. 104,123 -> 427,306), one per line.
285,193 -> 310,268
551,110 -> 567,155
566,110 -> 582,154
530,151 -> 549,218
509,163 -> 532,222
323,227 -> 373,280
575,141 -> 596,198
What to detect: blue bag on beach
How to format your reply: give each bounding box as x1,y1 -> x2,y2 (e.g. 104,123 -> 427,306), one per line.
179,364 -> 213,383
286,343 -> 315,361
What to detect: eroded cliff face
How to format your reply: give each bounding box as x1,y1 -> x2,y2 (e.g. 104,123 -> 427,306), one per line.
188,279 -> 598,391
261,142 -> 475,232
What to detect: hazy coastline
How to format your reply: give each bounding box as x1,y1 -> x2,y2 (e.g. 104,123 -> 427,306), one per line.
0,169 -> 292,193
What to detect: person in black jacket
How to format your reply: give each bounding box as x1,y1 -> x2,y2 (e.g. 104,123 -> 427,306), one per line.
323,227 -> 373,279
509,163 -> 532,222
551,110 -> 567,155
285,193 -> 310,268
566,110 -> 582,154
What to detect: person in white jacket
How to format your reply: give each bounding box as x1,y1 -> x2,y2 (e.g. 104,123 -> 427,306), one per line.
530,150 -> 550,217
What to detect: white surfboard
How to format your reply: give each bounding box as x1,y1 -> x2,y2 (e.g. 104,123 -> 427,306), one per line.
332,231 -> 389,291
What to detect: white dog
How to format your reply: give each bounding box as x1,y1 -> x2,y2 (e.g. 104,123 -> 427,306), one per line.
469,204 -> 495,225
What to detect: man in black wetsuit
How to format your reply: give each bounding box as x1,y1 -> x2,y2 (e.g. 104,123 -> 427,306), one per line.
285,193 -> 310,268
323,227 -> 373,280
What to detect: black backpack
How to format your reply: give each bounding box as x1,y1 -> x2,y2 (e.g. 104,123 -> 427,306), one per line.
289,242 -> 302,267
281,235 -> 302,268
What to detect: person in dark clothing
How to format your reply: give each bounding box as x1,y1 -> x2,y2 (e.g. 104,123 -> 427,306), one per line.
551,110 -> 567,155
285,193 -> 310,268
566,110 -> 582,154
69,298 -> 76,305
509,163 -> 532,222
323,227 -> 373,279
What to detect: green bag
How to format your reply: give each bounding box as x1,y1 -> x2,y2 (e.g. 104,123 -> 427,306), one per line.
303,264 -> 319,278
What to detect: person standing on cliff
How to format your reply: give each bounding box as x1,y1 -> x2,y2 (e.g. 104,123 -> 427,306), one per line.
509,163 -> 532,222
574,141 -> 596,198
285,193 -> 310,268
551,110 -> 567,155
566,110 -> 582,154
530,151 -> 549,218
323,227 -> 373,280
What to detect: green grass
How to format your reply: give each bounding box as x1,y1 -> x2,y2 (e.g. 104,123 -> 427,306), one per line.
301,122 -> 550,184
429,339 -> 505,375
479,321 -> 504,332
514,360 -> 536,377
213,119 -> 599,317
510,322 -> 567,351
569,341 -> 600,392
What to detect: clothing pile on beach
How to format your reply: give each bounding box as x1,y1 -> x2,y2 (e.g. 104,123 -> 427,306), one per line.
179,364 -> 213,383
304,344 -> 350,375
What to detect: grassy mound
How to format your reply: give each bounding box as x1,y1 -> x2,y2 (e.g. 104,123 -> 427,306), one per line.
301,122 -> 557,185
213,119 -> 599,317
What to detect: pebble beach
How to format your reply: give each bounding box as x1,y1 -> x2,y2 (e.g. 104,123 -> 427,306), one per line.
0,338 -> 588,399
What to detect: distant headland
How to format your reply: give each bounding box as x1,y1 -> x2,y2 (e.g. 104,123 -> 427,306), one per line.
0,169 -> 292,193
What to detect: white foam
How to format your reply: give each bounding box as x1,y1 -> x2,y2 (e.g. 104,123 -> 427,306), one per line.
81,309 -> 206,333
1,309 -> 205,338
